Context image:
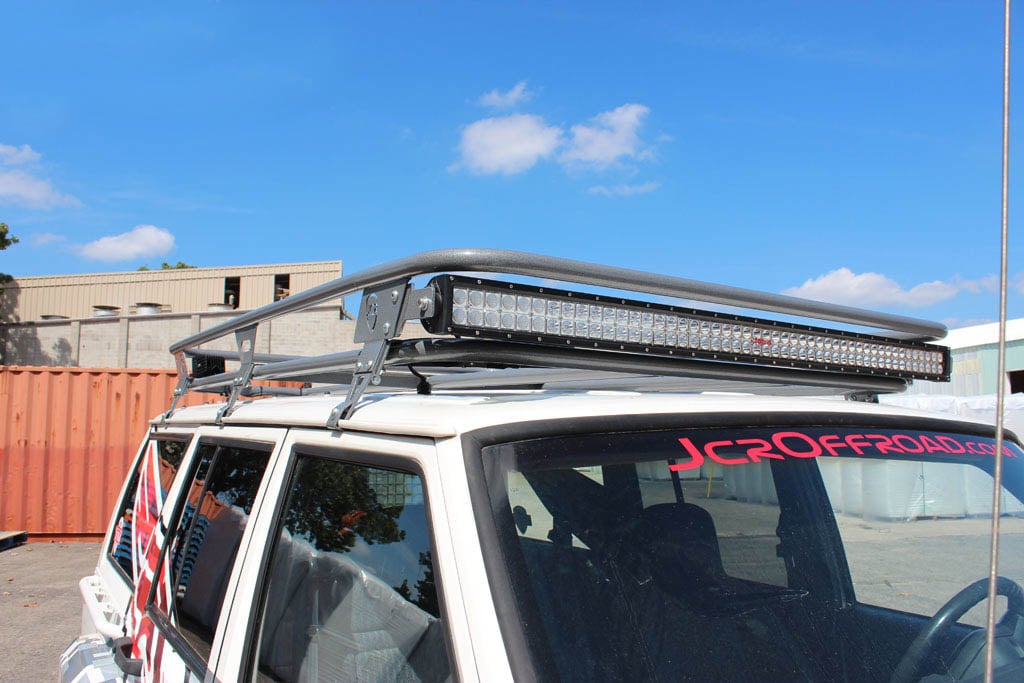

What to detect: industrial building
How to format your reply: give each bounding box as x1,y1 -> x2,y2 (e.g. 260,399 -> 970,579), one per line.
1,261 -> 342,322
907,318 -> 1024,396
0,261 -> 362,368
2,260 -> 1022,392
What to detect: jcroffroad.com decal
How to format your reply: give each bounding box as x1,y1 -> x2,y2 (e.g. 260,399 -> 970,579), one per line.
670,429 -> 1023,471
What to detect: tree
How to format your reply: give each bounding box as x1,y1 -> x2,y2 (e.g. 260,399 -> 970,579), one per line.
0,222 -> 18,284
138,261 -> 196,271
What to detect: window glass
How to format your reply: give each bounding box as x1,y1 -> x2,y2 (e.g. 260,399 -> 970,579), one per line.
828,458 -> 1024,626
499,449 -> 807,682
109,437 -> 190,580
157,442 -> 271,663
481,426 -> 1024,682
253,455 -> 450,683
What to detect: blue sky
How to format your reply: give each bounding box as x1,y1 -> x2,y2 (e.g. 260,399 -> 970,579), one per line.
0,2 -> 1018,328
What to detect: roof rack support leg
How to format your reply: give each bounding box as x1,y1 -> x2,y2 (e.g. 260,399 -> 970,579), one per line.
161,351 -> 192,422
216,324 -> 258,424
327,339 -> 390,428
327,278 -> 412,428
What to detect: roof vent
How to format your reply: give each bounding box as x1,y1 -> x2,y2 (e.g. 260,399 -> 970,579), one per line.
92,305 -> 120,318
134,302 -> 163,316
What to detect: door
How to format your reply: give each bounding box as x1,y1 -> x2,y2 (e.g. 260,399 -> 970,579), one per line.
132,425 -> 287,682
214,428 -> 461,682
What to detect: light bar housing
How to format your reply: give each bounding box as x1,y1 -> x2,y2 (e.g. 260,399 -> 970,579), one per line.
423,275 -> 951,383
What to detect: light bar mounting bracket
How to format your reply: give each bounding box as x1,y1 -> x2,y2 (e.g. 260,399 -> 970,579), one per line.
327,279 -> 412,428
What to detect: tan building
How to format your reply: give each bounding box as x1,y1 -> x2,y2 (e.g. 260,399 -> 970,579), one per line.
1,261 -> 342,323
0,261 -> 350,368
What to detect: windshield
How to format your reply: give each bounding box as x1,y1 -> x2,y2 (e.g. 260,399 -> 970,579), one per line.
478,423 -> 1024,682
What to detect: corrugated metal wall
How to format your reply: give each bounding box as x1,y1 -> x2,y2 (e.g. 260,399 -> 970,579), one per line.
0,367 -> 222,539
2,260 -> 341,321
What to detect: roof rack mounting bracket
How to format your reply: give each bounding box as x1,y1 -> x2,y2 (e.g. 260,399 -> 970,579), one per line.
216,324 -> 258,424
327,279 -> 412,428
161,351 -> 193,422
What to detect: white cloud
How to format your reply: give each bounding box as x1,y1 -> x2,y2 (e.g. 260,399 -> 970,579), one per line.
942,317 -> 996,329
478,81 -> 533,108
951,274 -> 999,294
0,142 -> 80,209
0,169 -> 81,209
561,103 -> 651,168
588,181 -> 661,197
77,225 -> 175,262
0,143 -> 41,166
29,232 -> 66,246
454,114 -> 563,175
783,268 -> 959,308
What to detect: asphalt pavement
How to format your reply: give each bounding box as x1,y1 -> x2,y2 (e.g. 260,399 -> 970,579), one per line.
0,541 -> 100,683
0,523 -> 1020,682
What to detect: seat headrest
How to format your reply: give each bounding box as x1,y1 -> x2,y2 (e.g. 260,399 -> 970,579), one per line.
638,502 -> 725,581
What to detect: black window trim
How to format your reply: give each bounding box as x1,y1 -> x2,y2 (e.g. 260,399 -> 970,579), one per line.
460,410 -> 1013,683
240,442 -> 460,683
107,433 -> 194,588
143,436 -> 277,676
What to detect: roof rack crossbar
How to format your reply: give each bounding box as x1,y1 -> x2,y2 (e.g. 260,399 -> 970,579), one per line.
164,249 -> 950,421
383,339 -> 910,395
176,337 -> 907,409
170,249 -> 947,355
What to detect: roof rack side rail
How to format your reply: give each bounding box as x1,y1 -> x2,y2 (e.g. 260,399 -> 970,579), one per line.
170,248 -> 947,355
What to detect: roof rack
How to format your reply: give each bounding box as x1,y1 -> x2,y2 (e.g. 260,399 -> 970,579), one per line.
163,248 -> 951,427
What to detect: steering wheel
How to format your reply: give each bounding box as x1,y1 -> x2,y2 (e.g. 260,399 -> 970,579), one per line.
890,576 -> 1024,683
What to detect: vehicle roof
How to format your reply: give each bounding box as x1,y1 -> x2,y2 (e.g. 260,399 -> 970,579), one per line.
157,389 -> 994,439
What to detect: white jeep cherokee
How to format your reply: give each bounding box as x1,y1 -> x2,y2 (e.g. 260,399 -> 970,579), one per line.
61,250 -> 1024,682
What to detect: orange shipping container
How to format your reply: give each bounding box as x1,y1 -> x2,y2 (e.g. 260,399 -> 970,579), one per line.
0,366 -> 222,540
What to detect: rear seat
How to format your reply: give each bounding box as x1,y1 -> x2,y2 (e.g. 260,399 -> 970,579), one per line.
259,524 -> 445,682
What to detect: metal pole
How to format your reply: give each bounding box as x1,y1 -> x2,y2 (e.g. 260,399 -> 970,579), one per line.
984,1 -> 1012,680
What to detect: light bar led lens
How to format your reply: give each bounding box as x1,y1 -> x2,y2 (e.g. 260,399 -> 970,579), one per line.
434,276 -> 949,382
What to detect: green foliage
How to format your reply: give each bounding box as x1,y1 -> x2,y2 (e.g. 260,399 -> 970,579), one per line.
137,261 -> 195,271
283,458 -> 403,554
0,222 -> 17,251
0,222 -> 18,284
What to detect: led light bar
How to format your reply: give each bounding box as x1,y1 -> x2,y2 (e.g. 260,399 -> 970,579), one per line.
423,275 -> 951,382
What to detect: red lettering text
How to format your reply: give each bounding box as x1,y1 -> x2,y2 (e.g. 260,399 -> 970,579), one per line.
772,431 -> 823,458
736,438 -> 783,463
935,436 -> 967,454
891,434 -> 925,454
917,435 -> 948,453
819,434 -> 849,456
867,434 -> 903,454
670,437 -> 705,471
844,433 -> 872,455
705,440 -> 749,465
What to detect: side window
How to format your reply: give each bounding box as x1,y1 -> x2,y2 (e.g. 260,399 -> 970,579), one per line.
109,437 -> 190,581
251,454 -> 450,683
153,442 -> 272,664
507,460 -> 790,588
828,459 -> 1024,626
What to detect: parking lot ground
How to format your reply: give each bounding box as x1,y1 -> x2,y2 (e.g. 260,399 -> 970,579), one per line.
0,541 -> 100,683
0,520 -> 1020,681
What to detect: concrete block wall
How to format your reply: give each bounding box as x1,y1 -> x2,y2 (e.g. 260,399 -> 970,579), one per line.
0,306 -> 431,369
